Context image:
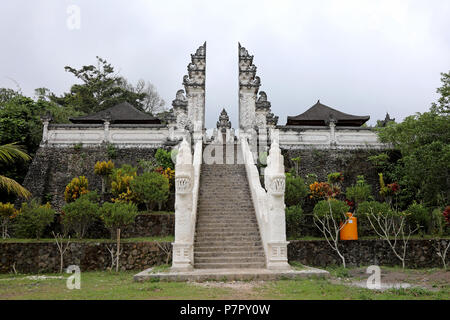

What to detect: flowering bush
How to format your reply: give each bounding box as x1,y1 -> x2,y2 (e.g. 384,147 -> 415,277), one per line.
309,181 -> 341,200
64,176 -> 89,203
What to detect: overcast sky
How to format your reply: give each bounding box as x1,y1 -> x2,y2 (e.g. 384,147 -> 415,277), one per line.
0,0 -> 449,127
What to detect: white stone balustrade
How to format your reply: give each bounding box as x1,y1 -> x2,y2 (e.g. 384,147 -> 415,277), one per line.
240,135 -> 290,270
171,137 -> 202,271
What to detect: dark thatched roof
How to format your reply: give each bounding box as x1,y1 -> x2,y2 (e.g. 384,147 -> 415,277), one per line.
69,102 -> 161,124
286,100 -> 370,126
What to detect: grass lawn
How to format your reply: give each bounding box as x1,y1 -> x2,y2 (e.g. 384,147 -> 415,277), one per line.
0,266 -> 448,300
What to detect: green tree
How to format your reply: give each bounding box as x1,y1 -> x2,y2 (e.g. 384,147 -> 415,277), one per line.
100,201 -> 138,271
50,56 -> 149,114
13,199 -> 55,240
313,199 -> 350,267
130,172 -> 169,211
0,92 -> 81,202
61,193 -> 100,238
285,174 -> 308,207
376,73 -> 450,207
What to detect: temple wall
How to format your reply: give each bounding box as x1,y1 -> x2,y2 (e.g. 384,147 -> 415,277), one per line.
278,126 -> 386,150
45,124 -> 169,148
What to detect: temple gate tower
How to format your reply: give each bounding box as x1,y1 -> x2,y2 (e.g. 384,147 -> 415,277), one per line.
183,42 -> 206,137
238,43 -> 278,139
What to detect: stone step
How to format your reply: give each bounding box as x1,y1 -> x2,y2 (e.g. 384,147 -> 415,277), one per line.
195,262 -> 266,269
197,219 -> 257,223
194,251 -> 265,258
195,236 -> 262,243
195,227 -> 258,233
195,230 -> 259,236
194,245 -> 264,253
194,240 -> 262,247
194,256 -> 265,264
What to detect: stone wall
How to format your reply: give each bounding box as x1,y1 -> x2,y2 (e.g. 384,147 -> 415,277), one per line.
0,241 -> 172,273
22,146 -> 162,210
281,148 -> 384,193
288,239 -> 450,268
38,213 -> 175,239
1,239 -> 448,273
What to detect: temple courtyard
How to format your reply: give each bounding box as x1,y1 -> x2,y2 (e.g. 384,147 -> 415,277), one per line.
0,266 -> 448,300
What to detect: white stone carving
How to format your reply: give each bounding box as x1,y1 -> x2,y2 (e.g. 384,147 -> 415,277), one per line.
240,135 -> 290,270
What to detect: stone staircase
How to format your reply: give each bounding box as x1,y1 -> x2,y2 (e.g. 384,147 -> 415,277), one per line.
194,143 -> 266,269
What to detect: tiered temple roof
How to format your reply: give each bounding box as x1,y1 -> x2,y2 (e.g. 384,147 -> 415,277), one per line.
286,100 -> 369,127
69,102 -> 161,124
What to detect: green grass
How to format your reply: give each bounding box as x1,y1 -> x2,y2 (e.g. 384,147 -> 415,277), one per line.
0,270 -> 448,300
0,236 -> 174,243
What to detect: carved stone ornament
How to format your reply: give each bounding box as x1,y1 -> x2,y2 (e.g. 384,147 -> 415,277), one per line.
172,89 -> 188,109
175,174 -> 192,194
256,91 -> 271,111
41,110 -> 53,123
266,112 -> 279,126
216,108 -> 232,131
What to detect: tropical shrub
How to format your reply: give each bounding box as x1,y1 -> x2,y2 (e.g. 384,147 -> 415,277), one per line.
0,202 -> 18,238
405,202 -> 430,233
285,174 -> 308,206
309,181 -> 340,200
61,192 -> 100,238
285,205 -> 304,239
357,201 -> 393,218
313,199 -> 350,219
305,173 -> 318,186
100,201 -> 138,236
94,160 -> 115,193
110,165 -> 137,202
345,175 -> 372,208
13,199 -> 55,239
155,148 -> 174,170
327,172 -> 344,185
130,172 -> 169,211
64,176 -> 89,203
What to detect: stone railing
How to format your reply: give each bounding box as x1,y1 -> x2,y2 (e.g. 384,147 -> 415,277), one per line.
171,137 -> 202,271
278,125 -> 387,149
240,135 -> 290,270
42,124 -> 169,148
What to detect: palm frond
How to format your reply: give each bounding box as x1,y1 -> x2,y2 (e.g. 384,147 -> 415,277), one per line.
0,142 -> 31,164
0,175 -> 31,199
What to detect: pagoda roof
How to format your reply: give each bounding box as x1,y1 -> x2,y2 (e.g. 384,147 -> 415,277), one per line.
69,102 -> 161,124
286,100 -> 370,126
